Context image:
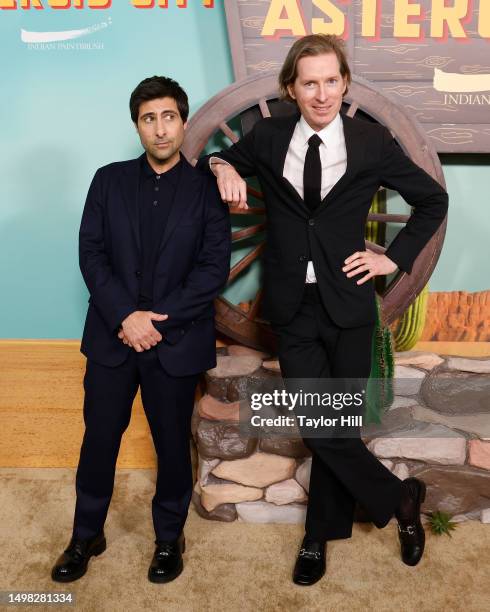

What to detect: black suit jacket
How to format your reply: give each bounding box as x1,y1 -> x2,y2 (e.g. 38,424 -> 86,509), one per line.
198,111 -> 448,328
79,154 -> 231,375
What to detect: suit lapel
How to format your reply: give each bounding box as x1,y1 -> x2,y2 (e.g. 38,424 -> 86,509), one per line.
316,111 -> 367,213
120,156 -> 142,252
271,112 -> 310,217
157,155 -> 199,254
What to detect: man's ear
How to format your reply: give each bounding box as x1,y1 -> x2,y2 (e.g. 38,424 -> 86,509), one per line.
183,121 -> 188,130
287,83 -> 296,100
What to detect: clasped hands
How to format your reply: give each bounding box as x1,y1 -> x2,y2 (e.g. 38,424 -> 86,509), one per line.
212,162 -> 398,283
118,310 -> 168,353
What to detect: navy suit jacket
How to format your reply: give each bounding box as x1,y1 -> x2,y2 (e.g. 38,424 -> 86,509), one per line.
79,154 -> 231,375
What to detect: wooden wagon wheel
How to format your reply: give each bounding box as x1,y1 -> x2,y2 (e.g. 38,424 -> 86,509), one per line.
182,72 -> 448,352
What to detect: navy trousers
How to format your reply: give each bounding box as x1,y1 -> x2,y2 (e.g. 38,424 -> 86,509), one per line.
273,284 -> 403,541
72,347 -> 199,542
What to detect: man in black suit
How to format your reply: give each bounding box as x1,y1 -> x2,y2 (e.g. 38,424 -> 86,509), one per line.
52,76 -> 230,584
198,35 -> 448,585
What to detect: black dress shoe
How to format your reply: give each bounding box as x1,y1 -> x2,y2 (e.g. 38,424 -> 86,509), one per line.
292,536 -> 326,586
395,477 -> 426,566
51,532 -> 106,582
148,533 -> 185,583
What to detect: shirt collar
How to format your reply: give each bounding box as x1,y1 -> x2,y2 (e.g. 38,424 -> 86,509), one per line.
297,112 -> 342,148
140,153 -> 182,182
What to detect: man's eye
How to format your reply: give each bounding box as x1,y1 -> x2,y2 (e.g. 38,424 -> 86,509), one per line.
144,117 -> 153,123
165,114 -> 174,120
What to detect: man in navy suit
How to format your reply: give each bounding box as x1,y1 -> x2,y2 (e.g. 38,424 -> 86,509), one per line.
52,76 -> 231,584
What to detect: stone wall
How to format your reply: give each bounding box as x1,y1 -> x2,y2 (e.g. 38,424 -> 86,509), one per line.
192,347 -> 490,525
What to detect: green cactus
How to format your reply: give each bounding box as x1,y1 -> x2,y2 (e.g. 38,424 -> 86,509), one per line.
365,295 -> 394,424
393,284 -> 429,351
364,191 -> 394,424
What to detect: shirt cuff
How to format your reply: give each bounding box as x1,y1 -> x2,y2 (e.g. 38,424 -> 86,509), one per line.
209,156 -> 232,173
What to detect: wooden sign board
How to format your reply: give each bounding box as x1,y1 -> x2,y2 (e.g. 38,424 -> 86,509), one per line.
224,0 -> 490,152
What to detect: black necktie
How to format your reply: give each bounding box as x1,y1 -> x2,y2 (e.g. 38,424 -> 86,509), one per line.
303,133 -> 322,212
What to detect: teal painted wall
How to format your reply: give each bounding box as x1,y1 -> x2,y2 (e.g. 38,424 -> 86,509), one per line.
0,4 -> 487,338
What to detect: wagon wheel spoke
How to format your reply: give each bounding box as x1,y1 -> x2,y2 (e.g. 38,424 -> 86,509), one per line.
228,243 -> 265,283
231,206 -> 266,215
248,288 -> 263,320
232,223 -> 266,242
364,240 -> 386,255
247,185 -> 264,200
259,98 -> 272,118
219,121 -> 239,144
346,101 -> 359,117
367,213 -> 410,223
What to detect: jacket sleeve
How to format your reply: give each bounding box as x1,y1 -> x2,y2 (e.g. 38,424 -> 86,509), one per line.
195,120 -> 259,178
379,126 -> 449,274
79,168 -> 137,333
152,178 -> 231,345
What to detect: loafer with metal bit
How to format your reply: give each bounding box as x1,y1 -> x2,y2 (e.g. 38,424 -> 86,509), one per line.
292,536 -> 326,586
396,477 -> 426,566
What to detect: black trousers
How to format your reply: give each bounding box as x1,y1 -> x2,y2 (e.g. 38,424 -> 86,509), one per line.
72,347 -> 199,542
272,284 -> 402,541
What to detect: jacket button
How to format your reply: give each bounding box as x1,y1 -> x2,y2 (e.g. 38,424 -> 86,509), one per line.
298,255 -> 307,263
180,329 -> 185,335
308,218 -> 315,226
135,270 -> 141,277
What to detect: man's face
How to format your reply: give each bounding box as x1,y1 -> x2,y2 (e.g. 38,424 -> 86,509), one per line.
135,96 -> 186,168
287,52 -> 347,131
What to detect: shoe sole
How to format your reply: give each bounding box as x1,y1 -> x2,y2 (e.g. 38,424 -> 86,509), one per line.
51,539 -> 107,583
293,573 -> 325,586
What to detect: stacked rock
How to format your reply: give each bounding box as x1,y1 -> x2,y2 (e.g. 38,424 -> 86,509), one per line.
192,348 -> 490,524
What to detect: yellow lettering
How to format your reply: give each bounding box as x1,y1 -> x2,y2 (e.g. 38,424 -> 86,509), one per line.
88,0 -> 110,6
479,0 -> 490,37
361,0 -> 377,37
431,0 -> 468,38
0,0 -> 16,7
48,0 -> 69,7
261,0 -> 307,37
394,0 -> 421,37
132,0 -> 153,7
20,0 -> 43,6
311,0 -> 345,35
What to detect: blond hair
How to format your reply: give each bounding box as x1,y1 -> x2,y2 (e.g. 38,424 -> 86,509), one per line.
278,34 -> 351,103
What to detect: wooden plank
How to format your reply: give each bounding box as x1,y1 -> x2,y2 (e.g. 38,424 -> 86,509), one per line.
0,341 -> 201,468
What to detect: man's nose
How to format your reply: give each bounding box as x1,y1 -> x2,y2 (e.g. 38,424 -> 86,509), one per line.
316,84 -> 328,101
155,118 -> 166,137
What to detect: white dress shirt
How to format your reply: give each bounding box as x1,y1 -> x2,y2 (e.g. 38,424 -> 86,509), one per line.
210,111 -> 347,283
283,113 -> 347,282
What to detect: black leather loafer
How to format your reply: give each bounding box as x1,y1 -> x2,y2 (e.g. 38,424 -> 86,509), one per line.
51,532 -> 106,582
148,533 -> 185,583
396,477 -> 426,566
292,536 -> 326,586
